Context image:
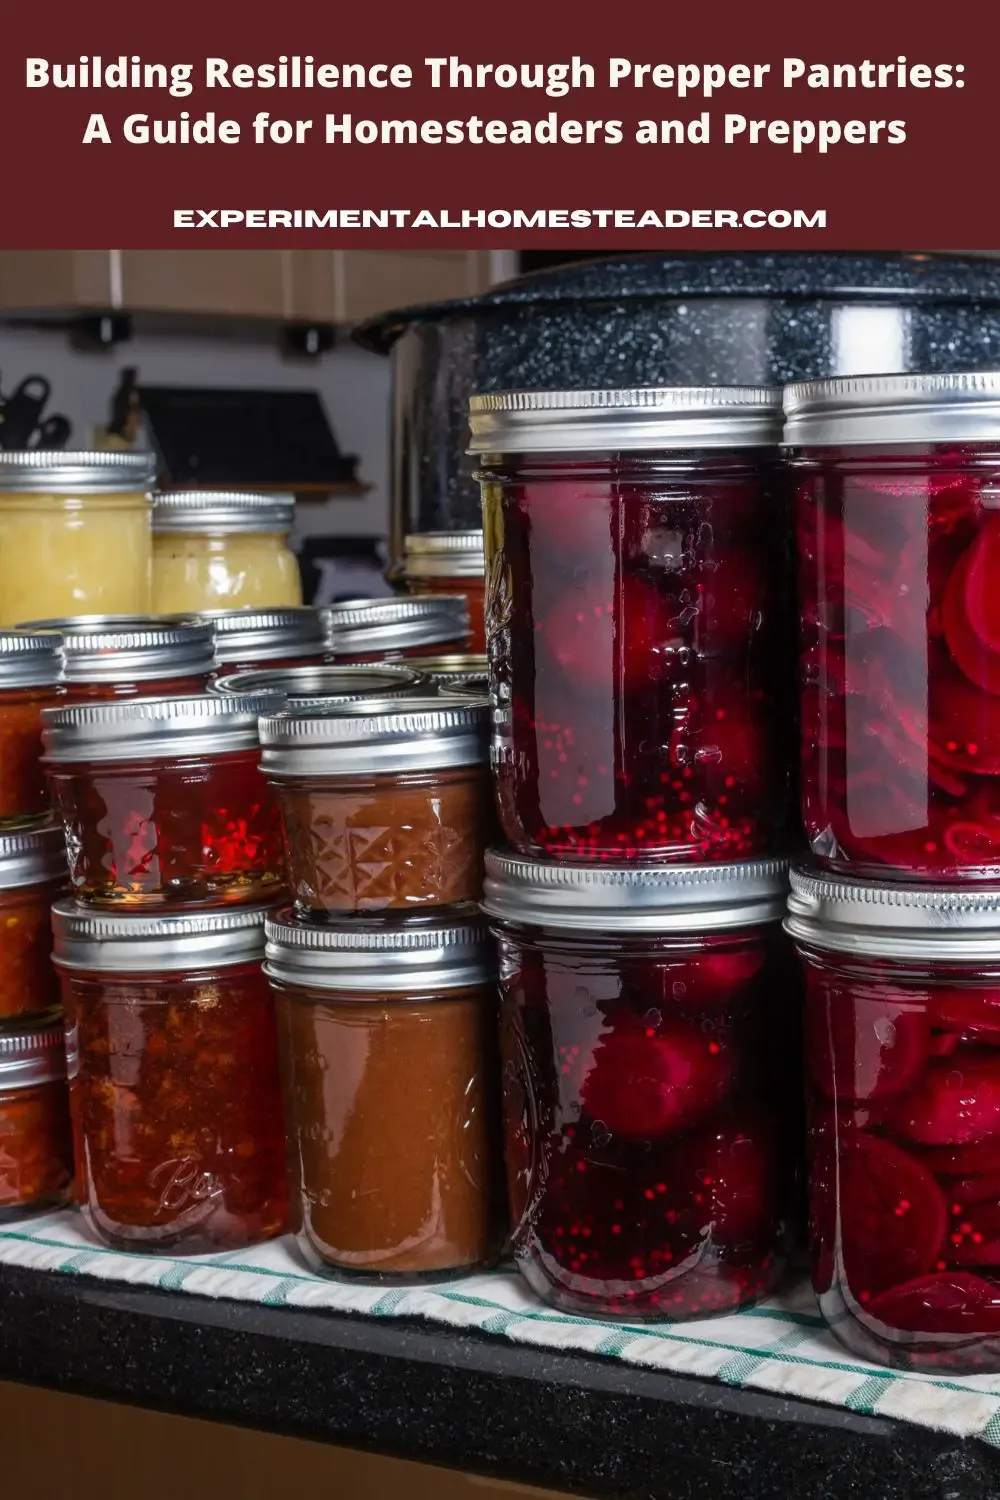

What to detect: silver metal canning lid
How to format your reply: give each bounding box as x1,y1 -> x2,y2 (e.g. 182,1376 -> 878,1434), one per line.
786,867 -> 1000,961
403,530 -> 485,579
483,852 -> 789,933
264,906 -> 494,994
19,616 -> 216,684
438,674 -> 490,705
326,595 -> 470,655
186,607 -> 327,665
0,450 -> 156,494
468,387 -> 784,455
153,490 -> 295,534
42,692 -> 282,763
0,824 -> 67,891
209,663 -> 421,704
259,697 -> 488,776
0,1025 -> 66,1089
411,653 -> 488,681
0,631 -> 62,688
783,372 -> 1000,447
52,898 -> 269,972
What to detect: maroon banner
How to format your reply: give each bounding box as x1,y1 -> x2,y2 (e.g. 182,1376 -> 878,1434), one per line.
1,0 -> 994,248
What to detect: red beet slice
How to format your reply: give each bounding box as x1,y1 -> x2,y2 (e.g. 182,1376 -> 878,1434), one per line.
866,1270 -> 1000,1334
806,994 -> 930,1102
943,542 -> 1000,696
945,1200 -> 1000,1270
655,947 -> 766,1015
916,1137 -> 1000,1176
580,1023 -> 734,1139
943,1171 -> 1000,1206
929,661 -> 1000,774
674,1119 -> 776,1244
952,519 -> 1000,650
931,989 -> 1000,1042
892,1054 -> 1000,1145
839,1134 -> 947,1298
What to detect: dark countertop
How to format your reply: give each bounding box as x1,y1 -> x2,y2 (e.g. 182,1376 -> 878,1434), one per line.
2,1262 -> 999,1500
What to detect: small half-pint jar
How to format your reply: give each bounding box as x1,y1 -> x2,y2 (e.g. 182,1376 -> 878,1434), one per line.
483,852 -> 794,1320
53,901 -> 287,1253
209,662 -> 421,708
21,615 -> 217,701
326,595 -> 470,662
0,1023 -> 73,1221
0,824 -> 68,1026
265,905 -> 504,1281
402,531 -> 486,652
787,868 -> 1000,1373
260,698 -> 491,913
193,607 -> 328,674
0,631 -> 64,828
152,489 -> 302,612
43,693 -> 285,907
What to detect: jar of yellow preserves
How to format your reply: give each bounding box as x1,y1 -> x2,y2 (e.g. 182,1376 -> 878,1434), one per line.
0,452 -> 155,626
152,491 -> 302,612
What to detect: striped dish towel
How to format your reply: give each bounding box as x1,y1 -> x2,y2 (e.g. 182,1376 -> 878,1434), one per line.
4,1209 -> 1000,1446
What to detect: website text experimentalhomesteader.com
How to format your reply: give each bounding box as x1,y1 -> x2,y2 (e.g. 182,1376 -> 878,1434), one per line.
173,207 -> 828,230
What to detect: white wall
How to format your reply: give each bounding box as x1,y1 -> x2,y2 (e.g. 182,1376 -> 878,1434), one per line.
0,324 -> 392,539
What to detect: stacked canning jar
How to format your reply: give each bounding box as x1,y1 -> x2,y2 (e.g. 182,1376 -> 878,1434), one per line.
469,387 -> 798,1319
400,531 -> 487,653
785,372 -> 1000,1372
151,490 -> 302,612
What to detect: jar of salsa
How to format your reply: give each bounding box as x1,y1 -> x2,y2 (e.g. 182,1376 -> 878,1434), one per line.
53,900 -> 287,1252
787,371 -> 1000,881
786,867 -> 1000,1373
0,1023 -> 73,1220
326,595 -> 470,662
43,693 -> 285,907
20,616 -> 217,701
260,698 -> 491,913
265,905 -> 504,1280
402,532 -> 486,652
0,825 -> 67,1026
191,607 -> 328,674
0,631 -> 63,828
209,662 -> 421,707
483,852 -> 794,1320
152,490 -> 302,612
469,388 -> 789,863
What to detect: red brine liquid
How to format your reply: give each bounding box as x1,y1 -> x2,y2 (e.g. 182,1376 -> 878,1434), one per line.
497,926 -> 795,1319
796,443 -> 1000,878
480,457 -> 790,861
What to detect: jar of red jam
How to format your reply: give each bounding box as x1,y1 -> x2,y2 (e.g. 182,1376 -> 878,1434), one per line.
402,532 -> 486,652
326,595 -> 471,662
265,905 -> 504,1281
786,371 -> 1000,881
0,632 -> 63,828
42,693 -> 285,907
209,662 -> 421,707
191,607 -> 328,674
483,852 -> 794,1320
53,900 -> 287,1252
786,867 -> 1000,1373
0,1023 -> 73,1220
0,825 -> 67,1026
469,387 -> 789,863
21,615 -> 217,701
260,697 -> 491,913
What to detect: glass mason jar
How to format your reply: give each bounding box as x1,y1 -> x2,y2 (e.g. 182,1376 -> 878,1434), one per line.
43,693 -> 285,907
265,905 -> 504,1280
152,490 -> 302,613
483,853 -> 794,1321
259,697 -> 491,913
786,867 -> 1000,1373
0,632 -> 64,828
209,662 -> 420,708
53,901 -> 287,1252
0,451 -> 155,625
191,606 -> 328,675
325,595 -> 471,663
0,825 -> 67,1026
402,531 -> 486,653
787,371 -> 1000,881
21,615 -> 217,702
405,653 -> 489,687
0,1023 -> 73,1221
469,388 -> 790,863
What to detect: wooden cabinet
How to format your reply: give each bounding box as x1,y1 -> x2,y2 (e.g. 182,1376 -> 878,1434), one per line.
0,250 -> 496,326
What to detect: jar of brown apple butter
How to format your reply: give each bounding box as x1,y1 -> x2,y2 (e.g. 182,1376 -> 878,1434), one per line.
265,905 -> 504,1281
259,697 -> 492,913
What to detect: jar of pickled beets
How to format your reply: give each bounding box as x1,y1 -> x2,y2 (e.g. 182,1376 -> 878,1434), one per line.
326,596 -> 471,663
483,852 -> 794,1320
469,388 -> 789,862
0,631 -> 63,828
192,607 -> 328,674
42,693 -> 284,907
53,901 -> 287,1252
20,615 -> 217,701
0,825 -> 67,1026
786,371 -> 1000,881
786,867 -> 1000,1373
0,1023 -> 73,1220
